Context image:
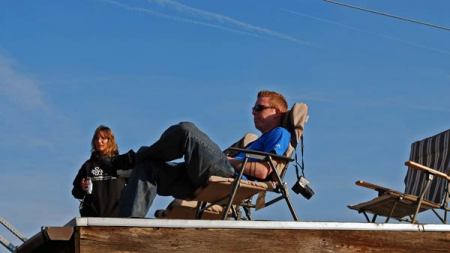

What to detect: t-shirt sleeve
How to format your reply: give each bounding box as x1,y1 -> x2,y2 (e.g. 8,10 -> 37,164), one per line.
261,128 -> 291,155
233,127 -> 291,160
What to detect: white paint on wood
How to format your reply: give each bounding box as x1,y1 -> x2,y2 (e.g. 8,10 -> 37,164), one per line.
65,217 -> 450,232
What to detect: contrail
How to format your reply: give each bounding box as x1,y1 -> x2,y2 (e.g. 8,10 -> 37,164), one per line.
98,0 -> 261,38
147,0 -> 311,46
282,8 -> 450,55
99,0 -> 311,46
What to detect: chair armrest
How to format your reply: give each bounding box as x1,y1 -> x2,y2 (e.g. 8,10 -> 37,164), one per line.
225,147 -> 293,162
355,180 -> 396,195
405,161 -> 450,181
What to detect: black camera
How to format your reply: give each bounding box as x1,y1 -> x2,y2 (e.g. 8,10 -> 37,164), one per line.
292,176 -> 315,199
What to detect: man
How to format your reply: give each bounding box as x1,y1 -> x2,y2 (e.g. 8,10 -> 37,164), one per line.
118,90 -> 291,217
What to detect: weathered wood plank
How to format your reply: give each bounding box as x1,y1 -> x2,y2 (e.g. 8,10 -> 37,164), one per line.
78,226 -> 450,253
16,227 -> 74,253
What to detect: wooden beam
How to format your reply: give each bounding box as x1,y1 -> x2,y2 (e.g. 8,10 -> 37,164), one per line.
18,219 -> 450,253
77,226 -> 450,253
15,227 -> 74,253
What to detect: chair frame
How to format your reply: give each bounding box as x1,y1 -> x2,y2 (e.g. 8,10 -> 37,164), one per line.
157,102 -> 308,221
350,161 -> 450,224
194,147 -> 298,221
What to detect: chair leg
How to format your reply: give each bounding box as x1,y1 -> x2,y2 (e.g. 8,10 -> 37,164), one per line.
361,211 -> 371,222
412,174 -> 433,224
385,201 -> 398,223
261,156 -> 299,221
243,206 -> 252,220
195,201 -> 207,219
282,183 -> 300,221
371,214 -> 378,223
431,209 -> 446,224
222,158 -> 248,220
444,183 -> 450,224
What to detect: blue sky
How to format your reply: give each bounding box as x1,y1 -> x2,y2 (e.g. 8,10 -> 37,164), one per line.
1,0 -> 450,245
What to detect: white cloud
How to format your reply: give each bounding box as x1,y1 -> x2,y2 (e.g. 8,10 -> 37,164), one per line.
0,52 -> 81,153
0,54 -> 46,110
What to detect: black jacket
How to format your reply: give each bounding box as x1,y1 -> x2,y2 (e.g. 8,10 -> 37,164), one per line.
72,153 -> 126,217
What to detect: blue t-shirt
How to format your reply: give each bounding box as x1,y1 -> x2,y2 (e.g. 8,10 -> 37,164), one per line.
235,127 -> 291,161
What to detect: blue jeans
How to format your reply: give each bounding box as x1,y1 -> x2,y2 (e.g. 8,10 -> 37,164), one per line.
119,122 -> 235,217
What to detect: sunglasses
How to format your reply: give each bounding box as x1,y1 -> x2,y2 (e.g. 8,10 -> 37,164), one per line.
252,104 -> 275,112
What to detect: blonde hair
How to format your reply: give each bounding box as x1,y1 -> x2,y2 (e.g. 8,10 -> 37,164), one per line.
91,125 -> 119,156
257,90 -> 288,112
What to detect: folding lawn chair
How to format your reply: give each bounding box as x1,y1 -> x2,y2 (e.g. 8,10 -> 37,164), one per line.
155,102 -> 309,221
348,129 -> 450,224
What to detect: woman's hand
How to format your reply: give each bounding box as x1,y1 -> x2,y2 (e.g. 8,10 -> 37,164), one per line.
80,178 -> 90,191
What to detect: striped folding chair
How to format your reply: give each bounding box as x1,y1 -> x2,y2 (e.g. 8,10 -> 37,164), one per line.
348,129 -> 450,224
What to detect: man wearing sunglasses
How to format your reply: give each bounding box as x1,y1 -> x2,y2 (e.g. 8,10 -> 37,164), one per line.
118,90 -> 291,217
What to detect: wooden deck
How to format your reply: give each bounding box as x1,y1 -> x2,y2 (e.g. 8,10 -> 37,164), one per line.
16,218 -> 450,253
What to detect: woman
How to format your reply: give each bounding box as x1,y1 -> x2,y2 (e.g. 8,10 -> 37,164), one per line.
72,125 -> 133,217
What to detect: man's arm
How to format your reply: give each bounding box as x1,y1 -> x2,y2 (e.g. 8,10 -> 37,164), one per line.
227,157 -> 272,180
